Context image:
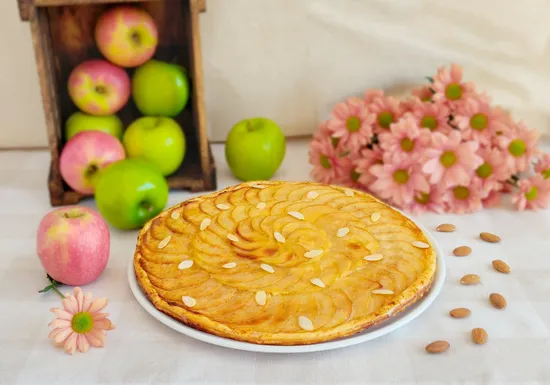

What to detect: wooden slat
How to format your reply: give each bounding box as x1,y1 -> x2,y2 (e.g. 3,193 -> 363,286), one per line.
33,0 -> 157,5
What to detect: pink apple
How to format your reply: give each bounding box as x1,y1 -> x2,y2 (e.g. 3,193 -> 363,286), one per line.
60,131 -> 125,195
36,206 -> 110,286
68,59 -> 130,115
95,6 -> 158,68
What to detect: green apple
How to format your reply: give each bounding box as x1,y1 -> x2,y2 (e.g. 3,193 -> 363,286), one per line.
94,158 -> 169,230
122,116 -> 186,176
65,112 -> 124,141
132,59 -> 190,117
225,117 -> 286,181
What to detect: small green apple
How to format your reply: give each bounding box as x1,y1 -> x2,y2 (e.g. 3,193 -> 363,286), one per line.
122,116 -> 186,176
132,59 -> 190,117
65,112 -> 124,141
225,117 -> 286,181
94,158 -> 169,230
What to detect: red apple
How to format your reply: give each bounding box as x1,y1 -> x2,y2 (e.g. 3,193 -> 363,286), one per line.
95,6 -> 158,68
68,59 -> 130,116
36,206 -> 110,286
60,131 -> 125,195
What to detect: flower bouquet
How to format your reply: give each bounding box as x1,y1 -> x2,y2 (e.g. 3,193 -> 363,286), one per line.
308,63 -> 550,213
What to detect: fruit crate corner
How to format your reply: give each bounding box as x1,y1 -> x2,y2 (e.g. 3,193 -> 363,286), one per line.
18,0 -> 216,206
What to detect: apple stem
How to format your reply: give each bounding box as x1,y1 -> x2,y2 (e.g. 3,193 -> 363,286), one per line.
246,121 -> 255,132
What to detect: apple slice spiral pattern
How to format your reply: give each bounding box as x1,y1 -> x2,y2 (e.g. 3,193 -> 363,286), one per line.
134,181 -> 436,345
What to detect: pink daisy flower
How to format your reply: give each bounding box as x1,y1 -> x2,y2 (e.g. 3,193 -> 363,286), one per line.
308,136 -> 343,184
411,85 -> 434,102
534,153 -> 550,179
333,154 -> 363,189
48,287 -> 115,355
369,158 -> 430,207
497,121 -> 540,174
422,130 -> 484,188
403,184 -> 446,215
378,114 -> 431,163
368,95 -> 403,133
327,97 -> 375,151
354,146 -> 384,188
512,175 -> 550,211
474,146 -> 512,193
364,89 -> 385,104
409,99 -> 452,134
482,189 -> 502,208
432,63 -> 476,107
443,179 -> 485,214
453,96 -> 508,145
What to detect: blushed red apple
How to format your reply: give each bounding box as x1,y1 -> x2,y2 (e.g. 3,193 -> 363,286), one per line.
68,59 -> 130,115
60,131 -> 125,195
36,206 -> 110,286
95,6 -> 158,68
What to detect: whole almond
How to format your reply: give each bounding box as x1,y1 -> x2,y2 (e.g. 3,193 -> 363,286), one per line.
480,232 -> 500,243
492,260 -> 511,274
449,307 -> 471,318
460,274 -> 480,285
453,246 -> 472,257
425,340 -> 450,354
489,293 -> 506,309
437,223 -> 456,233
472,328 -> 488,344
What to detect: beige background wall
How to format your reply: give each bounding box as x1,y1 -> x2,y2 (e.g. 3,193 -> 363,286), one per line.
2,0 -> 550,149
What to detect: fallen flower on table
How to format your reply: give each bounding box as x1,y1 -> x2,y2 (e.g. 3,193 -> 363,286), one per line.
48,286 -> 115,355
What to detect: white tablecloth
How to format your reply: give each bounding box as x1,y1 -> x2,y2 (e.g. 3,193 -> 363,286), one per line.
1,139 -> 549,385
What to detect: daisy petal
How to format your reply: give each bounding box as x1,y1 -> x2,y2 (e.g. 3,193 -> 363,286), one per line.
88,297 -> 108,314
54,327 -> 74,344
82,292 -> 94,313
62,296 -> 78,315
87,329 -> 105,347
51,308 -> 73,320
77,334 -> 90,353
49,319 -> 71,329
64,333 -> 78,355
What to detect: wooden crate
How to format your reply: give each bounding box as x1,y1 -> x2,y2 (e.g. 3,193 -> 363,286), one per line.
18,0 -> 217,206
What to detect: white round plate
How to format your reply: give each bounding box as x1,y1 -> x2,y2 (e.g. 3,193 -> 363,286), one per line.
128,221 -> 446,353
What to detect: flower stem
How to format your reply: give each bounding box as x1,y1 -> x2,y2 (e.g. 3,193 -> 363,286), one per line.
39,274 -> 65,299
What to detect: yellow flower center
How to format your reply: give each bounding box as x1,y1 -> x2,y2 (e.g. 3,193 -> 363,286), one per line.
330,136 -> 340,148
320,155 -> 331,169
453,186 -> 470,200
543,169 -> 550,179
508,139 -> 526,157
393,169 -> 409,184
525,186 -> 538,201
445,84 -> 463,100
470,113 -> 488,131
378,111 -> 394,129
421,115 -> 438,131
440,151 -> 457,168
400,138 -> 415,152
414,192 -> 430,204
71,312 -> 94,334
346,116 -> 361,132
476,162 -> 493,179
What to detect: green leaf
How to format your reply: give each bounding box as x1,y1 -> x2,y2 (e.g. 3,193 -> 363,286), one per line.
39,285 -> 53,293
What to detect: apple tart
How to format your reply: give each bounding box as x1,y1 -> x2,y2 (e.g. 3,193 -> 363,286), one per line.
134,181 -> 437,345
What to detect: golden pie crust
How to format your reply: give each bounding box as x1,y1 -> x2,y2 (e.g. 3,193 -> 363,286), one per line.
134,181 -> 437,345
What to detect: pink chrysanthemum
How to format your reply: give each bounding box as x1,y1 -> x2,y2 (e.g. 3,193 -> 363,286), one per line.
497,121 -> 540,174
378,114 -> 431,163
403,185 -> 446,214
369,158 -> 430,207
309,135 -> 343,184
474,146 -> 512,193
443,179 -> 485,214
422,130 -> 484,188
411,86 -> 434,102
482,189 -> 502,208
534,153 -> 550,179
367,95 -> 403,133
354,146 -> 384,188
48,287 -> 115,355
333,154 -> 364,189
364,89 -> 385,104
327,97 -> 375,151
432,63 -> 476,107
453,96 -> 508,145
512,175 -> 550,211
409,99 -> 452,134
